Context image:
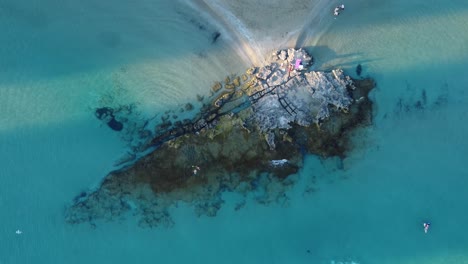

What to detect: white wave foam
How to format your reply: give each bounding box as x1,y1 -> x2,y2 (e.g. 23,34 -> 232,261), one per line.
330,260 -> 360,264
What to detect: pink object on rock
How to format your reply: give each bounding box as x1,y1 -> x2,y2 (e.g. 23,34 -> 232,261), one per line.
295,59 -> 302,69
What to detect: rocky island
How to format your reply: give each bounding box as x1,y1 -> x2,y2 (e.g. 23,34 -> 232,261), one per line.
66,48 -> 375,228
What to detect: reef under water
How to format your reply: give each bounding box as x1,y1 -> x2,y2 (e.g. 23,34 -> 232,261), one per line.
66,48 -> 375,228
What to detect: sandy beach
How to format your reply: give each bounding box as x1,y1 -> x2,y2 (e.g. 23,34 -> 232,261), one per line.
188,0 -> 335,65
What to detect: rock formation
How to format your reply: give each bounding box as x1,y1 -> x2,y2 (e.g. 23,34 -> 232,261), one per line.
68,48 -> 375,228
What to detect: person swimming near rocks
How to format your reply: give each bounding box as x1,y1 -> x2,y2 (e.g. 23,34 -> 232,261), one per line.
423,222 -> 431,233
334,7 -> 340,16
333,4 -> 345,16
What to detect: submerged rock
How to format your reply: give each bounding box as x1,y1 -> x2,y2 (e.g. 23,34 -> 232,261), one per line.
95,107 -> 123,131
67,48 -> 375,228
211,82 -> 222,92
211,31 -> 221,44
356,64 -> 362,76
184,103 -> 194,111
107,118 -> 123,131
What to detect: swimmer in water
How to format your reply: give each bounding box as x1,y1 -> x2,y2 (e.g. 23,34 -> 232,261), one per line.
334,7 -> 340,16
423,222 -> 430,233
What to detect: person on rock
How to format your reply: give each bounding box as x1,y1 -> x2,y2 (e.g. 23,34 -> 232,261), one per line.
191,165 -> 201,176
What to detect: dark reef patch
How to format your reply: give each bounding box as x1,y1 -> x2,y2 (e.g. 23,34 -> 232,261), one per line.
95,107 -> 123,131
390,81 -> 450,118
107,118 -> 124,131
95,107 -> 113,120
212,32 -> 221,44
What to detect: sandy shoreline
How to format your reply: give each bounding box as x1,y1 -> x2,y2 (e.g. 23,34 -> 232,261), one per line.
187,0 -> 336,65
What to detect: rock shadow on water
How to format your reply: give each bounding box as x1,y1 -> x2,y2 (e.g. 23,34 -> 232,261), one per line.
66,48 -> 376,228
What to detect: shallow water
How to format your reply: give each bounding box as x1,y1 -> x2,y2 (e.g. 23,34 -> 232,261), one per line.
1,0 -> 468,263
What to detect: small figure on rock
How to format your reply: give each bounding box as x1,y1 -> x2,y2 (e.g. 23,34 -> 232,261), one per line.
191,165 -> 201,175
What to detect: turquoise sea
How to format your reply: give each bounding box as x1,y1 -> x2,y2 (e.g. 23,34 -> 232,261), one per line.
1,0 -> 468,263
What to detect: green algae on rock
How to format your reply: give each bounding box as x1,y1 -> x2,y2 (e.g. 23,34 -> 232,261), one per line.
66,48 -> 375,228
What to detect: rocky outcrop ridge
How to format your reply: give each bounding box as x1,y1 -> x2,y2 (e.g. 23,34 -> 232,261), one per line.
66,48 -> 375,228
